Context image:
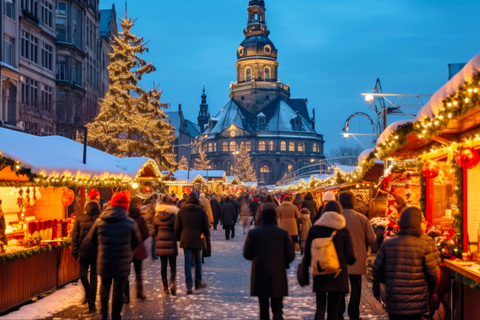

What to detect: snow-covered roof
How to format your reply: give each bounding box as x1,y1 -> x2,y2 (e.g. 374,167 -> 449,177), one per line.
0,128 -> 159,180
358,148 -> 375,162
226,176 -> 237,183
265,100 -> 314,132
171,170 -> 226,183
376,119 -> 413,146
416,53 -> 480,122
257,112 -> 265,117
243,182 -> 258,187
335,165 -> 357,174
209,100 -> 253,133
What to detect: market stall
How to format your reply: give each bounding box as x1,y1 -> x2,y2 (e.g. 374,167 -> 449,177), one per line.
0,128 -> 161,314
372,53 -> 480,319
165,170 -> 227,196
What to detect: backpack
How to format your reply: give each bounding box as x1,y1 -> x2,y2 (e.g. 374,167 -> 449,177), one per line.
310,230 -> 341,278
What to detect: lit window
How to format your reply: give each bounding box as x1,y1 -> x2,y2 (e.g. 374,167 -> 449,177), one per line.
289,142 -> 295,152
313,143 -> 317,153
246,68 -> 251,81
208,143 -> 213,153
230,141 -> 236,152
213,142 -> 217,152
288,164 -> 294,173
298,142 -> 304,152
223,142 -> 228,152
268,141 -> 274,151
281,141 -> 286,151
260,165 -> 270,173
258,141 -> 266,151
246,141 -> 252,151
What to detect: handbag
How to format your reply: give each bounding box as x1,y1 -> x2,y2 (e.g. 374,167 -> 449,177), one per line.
296,256 -> 309,287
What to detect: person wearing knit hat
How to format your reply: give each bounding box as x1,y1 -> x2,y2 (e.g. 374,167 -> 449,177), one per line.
322,191 -> 336,203
82,192 -> 142,320
338,191 -> 376,320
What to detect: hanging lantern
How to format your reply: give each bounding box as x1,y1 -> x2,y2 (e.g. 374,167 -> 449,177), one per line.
422,161 -> 440,179
455,147 -> 479,169
87,188 -> 100,201
61,189 -> 75,206
144,186 -> 152,193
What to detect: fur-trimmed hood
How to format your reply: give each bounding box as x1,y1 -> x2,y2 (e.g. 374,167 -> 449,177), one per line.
314,211 -> 346,230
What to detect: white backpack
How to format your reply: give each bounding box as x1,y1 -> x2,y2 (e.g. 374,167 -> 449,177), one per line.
310,230 -> 341,278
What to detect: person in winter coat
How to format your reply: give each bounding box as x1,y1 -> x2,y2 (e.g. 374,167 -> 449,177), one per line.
314,191 -> 336,224
0,200 -> 8,246
239,195 -> 253,234
82,191 -> 142,320
125,197 -> 150,302
354,194 -> 369,217
221,197 -> 237,240
154,196 -> 179,295
368,192 -> 388,220
174,196 -> 210,294
338,192 -> 376,320
71,201 -> 100,312
249,197 -> 260,225
302,201 -> 357,320
230,195 -> 241,222
243,208 -> 295,320
277,196 -> 301,245
298,208 -> 312,255
255,195 -> 279,226
141,197 -> 158,260
372,207 -> 441,320
199,193 -> 214,226
302,192 -> 318,222
292,193 -> 304,211
210,195 -> 222,229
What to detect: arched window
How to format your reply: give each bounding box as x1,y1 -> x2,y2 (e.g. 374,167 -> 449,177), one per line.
298,142 -> 304,152
258,141 -> 266,151
289,142 -> 295,152
264,67 -> 270,80
268,141 -> 274,151
223,142 -> 228,152
254,13 -> 258,22
246,68 -> 252,82
259,161 -> 273,182
280,141 -> 286,151
246,141 -> 252,151
230,141 -> 236,152
313,143 -> 317,153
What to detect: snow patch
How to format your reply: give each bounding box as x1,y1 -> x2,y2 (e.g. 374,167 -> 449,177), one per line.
376,119 -> 413,146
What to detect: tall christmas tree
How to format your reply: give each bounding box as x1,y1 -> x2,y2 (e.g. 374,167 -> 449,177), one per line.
86,16 -> 177,170
234,144 -> 257,182
194,148 -> 210,170
178,156 -> 189,170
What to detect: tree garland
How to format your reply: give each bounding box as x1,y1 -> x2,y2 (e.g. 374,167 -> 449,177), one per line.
0,239 -> 72,263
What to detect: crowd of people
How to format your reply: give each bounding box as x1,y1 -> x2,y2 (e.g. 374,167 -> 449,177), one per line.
70,188 -> 440,320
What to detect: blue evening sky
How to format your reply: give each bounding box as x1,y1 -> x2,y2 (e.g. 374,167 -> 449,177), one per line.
100,0 -> 480,153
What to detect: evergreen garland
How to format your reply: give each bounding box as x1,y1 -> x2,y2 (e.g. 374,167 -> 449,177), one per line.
0,240 -> 72,263
451,270 -> 480,290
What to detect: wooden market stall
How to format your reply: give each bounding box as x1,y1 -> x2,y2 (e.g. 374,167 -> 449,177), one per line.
165,170 -> 227,196
0,128 -> 161,314
372,53 -> 480,319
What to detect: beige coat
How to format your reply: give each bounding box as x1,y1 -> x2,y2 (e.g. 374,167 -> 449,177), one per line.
199,195 -> 214,224
278,201 -> 300,236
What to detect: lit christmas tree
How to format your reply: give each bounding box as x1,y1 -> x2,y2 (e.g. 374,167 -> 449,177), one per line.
194,148 -> 210,170
234,144 -> 257,182
86,16 -> 176,170
178,156 -> 189,170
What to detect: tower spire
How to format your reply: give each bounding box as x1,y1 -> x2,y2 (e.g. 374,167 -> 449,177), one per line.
198,83 -> 210,132
125,0 -> 128,19
244,0 -> 269,37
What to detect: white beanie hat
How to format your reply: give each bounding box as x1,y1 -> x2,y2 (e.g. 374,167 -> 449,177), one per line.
322,191 -> 336,202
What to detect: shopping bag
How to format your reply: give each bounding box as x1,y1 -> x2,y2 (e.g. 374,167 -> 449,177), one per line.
142,237 -> 153,271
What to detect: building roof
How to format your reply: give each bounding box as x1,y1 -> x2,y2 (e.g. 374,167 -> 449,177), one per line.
165,112 -> 182,136
208,100 -> 254,133
186,120 -> 201,137
99,5 -> 115,39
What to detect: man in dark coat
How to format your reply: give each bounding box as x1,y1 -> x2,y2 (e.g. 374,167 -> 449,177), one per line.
174,196 -> 210,294
83,192 -> 142,320
72,201 -> 101,312
221,197 -> 237,240
230,195 -> 241,222
372,207 -> 440,320
302,192 -> 318,221
338,192 -> 376,320
243,208 -> 295,320
210,195 -> 222,230
292,193 -> 303,211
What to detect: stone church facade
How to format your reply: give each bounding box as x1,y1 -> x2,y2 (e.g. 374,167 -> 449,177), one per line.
191,0 -> 325,185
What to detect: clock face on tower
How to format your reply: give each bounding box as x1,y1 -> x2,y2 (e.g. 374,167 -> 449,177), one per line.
230,130 -> 237,137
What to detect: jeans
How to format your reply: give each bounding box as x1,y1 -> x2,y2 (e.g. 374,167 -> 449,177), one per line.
160,255 -> 177,282
259,297 -> 283,320
151,235 -> 157,258
100,276 -> 127,320
224,225 -> 235,239
79,257 -> 97,307
339,274 -> 362,319
183,248 -> 202,289
315,291 -> 343,320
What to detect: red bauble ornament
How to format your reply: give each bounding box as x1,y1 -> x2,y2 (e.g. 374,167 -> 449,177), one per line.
455,147 -> 479,169
144,186 -> 152,193
87,188 -> 100,201
422,161 -> 440,179
61,189 -> 75,206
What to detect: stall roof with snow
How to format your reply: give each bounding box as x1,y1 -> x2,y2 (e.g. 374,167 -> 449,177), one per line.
167,170 -> 226,184
0,128 -> 161,184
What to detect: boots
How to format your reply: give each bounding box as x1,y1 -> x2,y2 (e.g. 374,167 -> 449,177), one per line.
162,279 -> 169,295
123,280 -> 130,304
136,280 -> 147,300
169,281 -> 176,296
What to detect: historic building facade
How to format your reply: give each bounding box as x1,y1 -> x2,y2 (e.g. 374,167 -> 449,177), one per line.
191,0 -> 325,184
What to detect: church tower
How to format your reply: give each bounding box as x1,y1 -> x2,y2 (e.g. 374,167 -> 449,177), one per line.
197,84 -> 210,132
229,0 -> 291,114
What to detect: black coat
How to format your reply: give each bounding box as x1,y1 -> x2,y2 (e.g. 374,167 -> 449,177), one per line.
174,203 -> 210,250
210,198 -> 222,220
153,204 -> 178,257
72,209 -> 100,259
83,206 -> 142,278
302,193 -> 318,221
230,200 -> 240,221
243,221 -> 295,298
221,202 -> 237,226
303,211 -> 356,293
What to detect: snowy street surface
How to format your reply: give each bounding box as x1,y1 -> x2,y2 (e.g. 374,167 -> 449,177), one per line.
1,226 -> 388,319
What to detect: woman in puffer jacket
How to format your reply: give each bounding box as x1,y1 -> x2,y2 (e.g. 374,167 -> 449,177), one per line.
298,208 -> 312,255
372,207 -> 440,320
154,196 -> 179,295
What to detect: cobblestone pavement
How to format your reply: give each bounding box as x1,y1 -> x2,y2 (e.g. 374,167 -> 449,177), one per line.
44,226 -> 388,320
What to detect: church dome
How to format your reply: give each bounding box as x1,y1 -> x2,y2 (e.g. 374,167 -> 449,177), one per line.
248,0 -> 265,6
237,35 -> 277,60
